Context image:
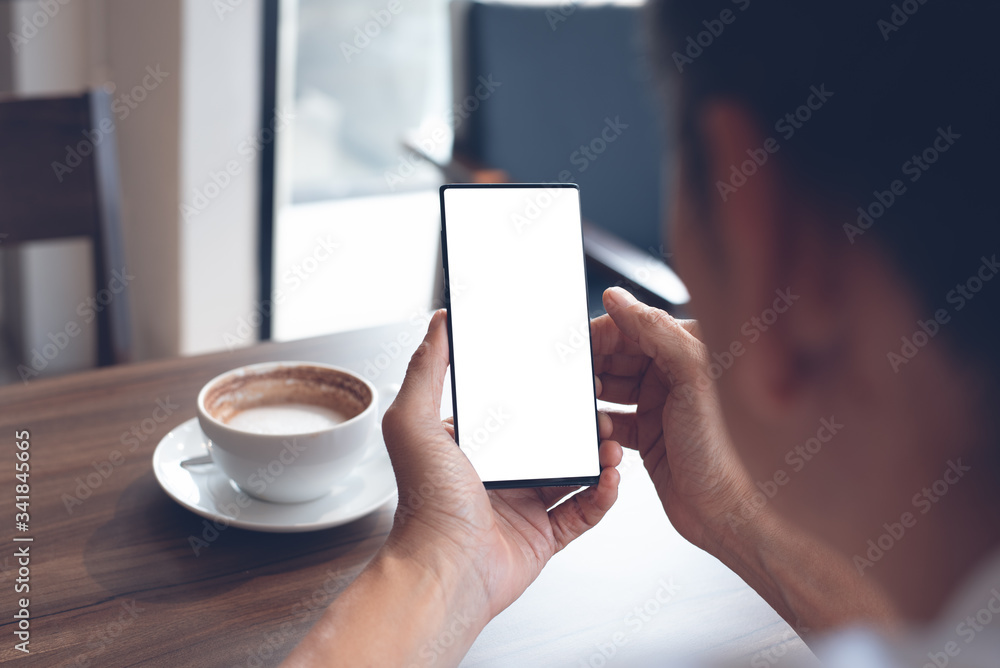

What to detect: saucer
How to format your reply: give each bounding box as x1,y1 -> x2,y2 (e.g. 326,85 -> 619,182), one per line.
152,417 -> 397,533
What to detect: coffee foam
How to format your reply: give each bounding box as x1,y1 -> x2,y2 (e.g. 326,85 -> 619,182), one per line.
203,365 -> 371,426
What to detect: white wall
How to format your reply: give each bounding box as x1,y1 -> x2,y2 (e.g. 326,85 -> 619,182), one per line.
4,0 -> 261,378
178,0 -> 261,355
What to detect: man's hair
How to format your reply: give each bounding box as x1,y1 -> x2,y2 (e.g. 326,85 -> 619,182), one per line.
648,0 -> 999,384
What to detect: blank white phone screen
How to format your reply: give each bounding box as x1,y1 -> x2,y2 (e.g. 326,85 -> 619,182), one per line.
440,185 -> 601,486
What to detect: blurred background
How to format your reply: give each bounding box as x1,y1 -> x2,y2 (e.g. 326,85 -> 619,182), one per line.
0,0 -> 686,385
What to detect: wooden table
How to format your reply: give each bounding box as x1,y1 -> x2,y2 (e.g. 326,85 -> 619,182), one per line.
0,320 -> 820,667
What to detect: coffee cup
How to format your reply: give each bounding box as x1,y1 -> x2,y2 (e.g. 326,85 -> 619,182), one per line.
196,361 -> 377,503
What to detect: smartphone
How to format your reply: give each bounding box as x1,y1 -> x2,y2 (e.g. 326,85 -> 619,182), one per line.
439,183 -> 601,488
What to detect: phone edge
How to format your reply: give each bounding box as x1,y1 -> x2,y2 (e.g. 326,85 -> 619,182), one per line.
438,183 -> 602,489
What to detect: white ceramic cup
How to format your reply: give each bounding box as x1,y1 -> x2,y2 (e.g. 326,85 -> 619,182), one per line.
196,361 -> 377,503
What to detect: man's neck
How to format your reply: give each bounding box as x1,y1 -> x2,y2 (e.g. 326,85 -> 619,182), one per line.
870,463 -> 1000,622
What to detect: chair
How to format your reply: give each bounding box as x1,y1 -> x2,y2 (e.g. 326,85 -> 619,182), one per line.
447,0 -> 689,314
0,89 -> 131,366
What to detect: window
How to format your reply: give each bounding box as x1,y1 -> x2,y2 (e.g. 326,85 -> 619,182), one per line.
270,0 -> 452,341
288,0 -> 451,201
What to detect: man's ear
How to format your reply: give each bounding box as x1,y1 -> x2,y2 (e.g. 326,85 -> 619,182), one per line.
699,102 -> 784,329
698,101 -> 845,422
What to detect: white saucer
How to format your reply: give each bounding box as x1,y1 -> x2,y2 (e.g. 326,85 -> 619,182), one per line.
152,417 -> 397,533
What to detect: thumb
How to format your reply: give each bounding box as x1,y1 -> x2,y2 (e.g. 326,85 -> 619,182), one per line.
602,287 -> 706,383
384,309 -> 450,435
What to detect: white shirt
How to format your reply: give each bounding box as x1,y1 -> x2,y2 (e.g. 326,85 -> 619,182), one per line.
815,549 -> 1000,667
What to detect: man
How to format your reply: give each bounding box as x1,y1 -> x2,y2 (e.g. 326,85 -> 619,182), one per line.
285,0 -> 1000,665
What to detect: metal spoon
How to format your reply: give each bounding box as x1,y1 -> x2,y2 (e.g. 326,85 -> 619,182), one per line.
180,454 -> 213,469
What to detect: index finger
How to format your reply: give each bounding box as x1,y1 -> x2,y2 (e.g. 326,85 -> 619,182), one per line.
591,307 -> 702,356
602,288 -> 707,384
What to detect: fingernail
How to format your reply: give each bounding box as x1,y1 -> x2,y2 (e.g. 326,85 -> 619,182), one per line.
604,287 -> 633,310
430,309 -> 446,330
